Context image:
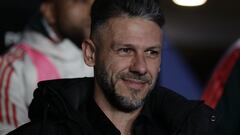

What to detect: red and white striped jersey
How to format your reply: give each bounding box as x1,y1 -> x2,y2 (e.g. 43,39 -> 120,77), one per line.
0,30 -> 93,133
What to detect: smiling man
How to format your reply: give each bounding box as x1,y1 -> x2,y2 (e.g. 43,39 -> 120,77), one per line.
91,16 -> 162,113
8,0 -> 216,135
84,15 -> 163,134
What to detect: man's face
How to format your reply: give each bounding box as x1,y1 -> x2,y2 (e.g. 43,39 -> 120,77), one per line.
94,16 -> 163,112
54,0 -> 94,46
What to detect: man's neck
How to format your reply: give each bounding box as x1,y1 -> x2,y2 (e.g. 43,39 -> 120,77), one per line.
94,85 -> 142,135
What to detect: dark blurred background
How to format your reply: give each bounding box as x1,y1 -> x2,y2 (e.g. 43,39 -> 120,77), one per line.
0,0 -> 240,87
0,0 -> 41,53
159,0 -> 240,86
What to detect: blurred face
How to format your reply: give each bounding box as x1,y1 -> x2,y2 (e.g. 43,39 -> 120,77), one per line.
93,17 -> 163,112
47,0 -> 94,46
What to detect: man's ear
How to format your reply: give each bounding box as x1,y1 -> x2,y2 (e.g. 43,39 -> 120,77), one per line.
82,39 -> 96,67
40,2 -> 56,26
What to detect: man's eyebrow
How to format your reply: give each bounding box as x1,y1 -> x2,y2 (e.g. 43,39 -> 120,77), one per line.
111,43 -> 162,48
111,43 -> 135,49
146,46 -> 162,50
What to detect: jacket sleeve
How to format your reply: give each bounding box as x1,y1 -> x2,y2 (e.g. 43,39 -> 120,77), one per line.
0,49 -> 36,134
148,87 -> 218,135
177,102 -> 217,135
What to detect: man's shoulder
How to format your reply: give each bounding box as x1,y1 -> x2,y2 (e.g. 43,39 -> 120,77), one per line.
149,86 -> 217,135
9,78 -> 95,135
35,77 -> 94,104
28,78 -> 94,120
36,77 -> 94,94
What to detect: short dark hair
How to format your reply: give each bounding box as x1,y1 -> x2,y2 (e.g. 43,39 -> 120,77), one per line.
91,0 -> 165,36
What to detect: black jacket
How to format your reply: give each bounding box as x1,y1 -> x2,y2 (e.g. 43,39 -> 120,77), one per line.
8,78 -> 217,135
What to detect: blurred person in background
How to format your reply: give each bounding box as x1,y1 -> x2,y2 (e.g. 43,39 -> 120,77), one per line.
202,39 -> 240,135
0,0 -> 94,133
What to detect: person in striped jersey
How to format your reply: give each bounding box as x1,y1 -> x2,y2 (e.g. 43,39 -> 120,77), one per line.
202,39 -> 240,135
0,0 -> 94,134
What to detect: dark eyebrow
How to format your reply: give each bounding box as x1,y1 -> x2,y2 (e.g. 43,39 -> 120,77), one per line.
111,43 -> 162,50
111,43 -> 135,50
146,46 -> 162,50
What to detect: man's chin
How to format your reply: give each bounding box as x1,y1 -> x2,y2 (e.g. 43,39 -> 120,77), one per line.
113,96 -> 144,113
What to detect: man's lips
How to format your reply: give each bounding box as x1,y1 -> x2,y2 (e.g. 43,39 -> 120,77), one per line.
122,78 -> 147,90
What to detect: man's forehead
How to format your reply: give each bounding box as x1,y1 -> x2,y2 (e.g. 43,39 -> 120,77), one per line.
92,16 -> 163,46
106,16 -> 162,31
105,17 -> 162,39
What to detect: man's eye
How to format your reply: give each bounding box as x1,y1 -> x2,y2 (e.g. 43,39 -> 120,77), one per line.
117,48 -> 133,55
145,50 -> 160,58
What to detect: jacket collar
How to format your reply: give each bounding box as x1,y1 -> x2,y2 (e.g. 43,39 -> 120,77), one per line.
28,78 -> 94,121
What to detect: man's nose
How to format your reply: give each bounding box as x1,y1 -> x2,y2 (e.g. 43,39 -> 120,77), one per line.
129,54 -> 147,75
